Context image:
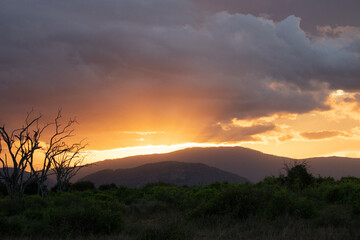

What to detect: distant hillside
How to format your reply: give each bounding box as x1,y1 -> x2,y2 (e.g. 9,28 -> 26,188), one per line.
73,147 -> 360,183
0,168 -> 56,187
74,147 -> 288,182
80,161 -> 248,187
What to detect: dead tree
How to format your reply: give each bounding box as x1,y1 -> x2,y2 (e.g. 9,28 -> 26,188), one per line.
26,110 -> 79,196
0,110 -> 87,198
51,141 -> 90,192
0,111 -> 43,199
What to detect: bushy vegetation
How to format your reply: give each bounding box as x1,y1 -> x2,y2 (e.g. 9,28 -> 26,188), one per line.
1,163 -> 360,239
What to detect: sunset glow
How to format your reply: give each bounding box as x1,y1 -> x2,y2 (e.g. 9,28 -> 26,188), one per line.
2,0 -> 360,163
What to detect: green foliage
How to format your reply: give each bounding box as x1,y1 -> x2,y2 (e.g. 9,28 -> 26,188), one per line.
138,220 -> 192,240
99,183 -> 118,191
128,200 -> 169,217
141,183 -> 186,206
24,180 -> 40,195
2,171 -> 360,239
284,161 -> 314,191
0,198 -> 25,216
0,191 -> 124,237
51,182 -> 71,192
44,202 -> 123,236
291,197 -> 318,219
266,188 -> 293,217
314,205 -> 352,227
69,181 -> 96,192
326,183 -> 360,205
188,184 -> 263,220
0,181 -> 7,196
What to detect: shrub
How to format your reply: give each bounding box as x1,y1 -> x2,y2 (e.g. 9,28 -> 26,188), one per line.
326,183 -> 360,205
315,176 -> 335,184
182,186 -> 219,216
142,184 -> 185,207
24,180 -> 40,195
266,189 -> 293,218
24,195 -> 48,209
0,215 -> 26,236
284,161 -> 314,191
116,185 -> 138,204
291,197 -> 318,219
69,181 -> 95,192
189,185 -> 262,219
45,205 -> 123,236
51,183 -> 71,192
0,182 -> 7,196
99,183 -> 117,191
139,222 -> 191,240
129,200 -> 168,216
39,195 -> 124,237
315,205 -> 351,227
0,198 -> 25,216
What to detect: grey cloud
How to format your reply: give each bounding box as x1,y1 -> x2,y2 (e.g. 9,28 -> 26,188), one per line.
1,0 -> 360,137
197,123 -> 276,143
191,0 -> 360,33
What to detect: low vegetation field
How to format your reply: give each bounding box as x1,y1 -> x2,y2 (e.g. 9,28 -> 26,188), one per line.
1,164 -> 360,239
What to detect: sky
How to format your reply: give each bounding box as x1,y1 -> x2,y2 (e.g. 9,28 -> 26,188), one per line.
1,0 -> 360,162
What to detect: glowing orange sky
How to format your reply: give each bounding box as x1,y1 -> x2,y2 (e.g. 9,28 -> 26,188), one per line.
77,89 -> 360,163
2,1 -> 360,164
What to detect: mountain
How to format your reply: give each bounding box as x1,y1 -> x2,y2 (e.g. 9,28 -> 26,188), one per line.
0,168 -> 56,187
74,147 -> 360,183
80,161 -> 248,187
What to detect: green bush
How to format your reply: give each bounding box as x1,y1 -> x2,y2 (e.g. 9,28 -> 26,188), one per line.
182,186 -> 219,212
3,171 -> 360,238
69,181 -> 96,192
291,197 -> 318,219
51,182 -> 71,192
99,183 -> 118,191
142,184 -> 185,207
284,161 -> 314,191
0,198 -> 25,216
315,205 -> 351,227
0,215 -> 26,236
116,185 -> 138,204
139,222 -> 191,240
128,199 -> 169,217
24,180 -> 39,195
0,182 -> 7,196
189,185 -> 262,219
266,189 -> 293,218
44,203 -> 123,236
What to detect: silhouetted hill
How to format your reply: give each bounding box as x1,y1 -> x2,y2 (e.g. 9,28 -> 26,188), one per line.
304,156 -> 360,180
0,168 -> 56,187
80,161 -> 249,187
74,147 -> 288,182
73,147 -> 360,183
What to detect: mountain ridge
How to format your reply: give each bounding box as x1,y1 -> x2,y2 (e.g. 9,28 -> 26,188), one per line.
80,161 -> 249,187
74,146 -> 360,183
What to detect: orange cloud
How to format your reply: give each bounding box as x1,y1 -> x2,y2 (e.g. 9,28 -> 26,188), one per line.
300,130 -> 349,140
278,134 -> 294,142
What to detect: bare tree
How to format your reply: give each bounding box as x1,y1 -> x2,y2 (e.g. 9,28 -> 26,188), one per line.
0,110 -> 87,198
0,111 -> 43,198
51,141 -> 90,192
26,110 -> 81,196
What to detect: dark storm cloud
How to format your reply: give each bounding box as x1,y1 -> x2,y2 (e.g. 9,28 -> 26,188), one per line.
1,0 -> 360,135
191,0 -> 360,33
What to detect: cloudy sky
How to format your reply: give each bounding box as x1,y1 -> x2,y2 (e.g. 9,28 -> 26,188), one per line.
1,0 -> 360,162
